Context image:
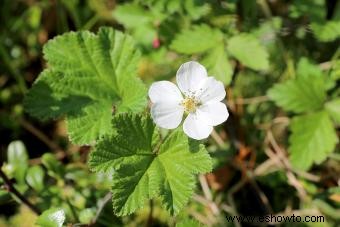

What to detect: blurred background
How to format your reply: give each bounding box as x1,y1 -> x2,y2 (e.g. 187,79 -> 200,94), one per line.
0,0 -> 339,226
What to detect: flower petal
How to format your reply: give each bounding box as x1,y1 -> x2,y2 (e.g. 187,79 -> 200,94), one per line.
151,102 -> 184,129
197,102 -> 229,126
183,113 -> 213,140
176,61 -> 208,94
148,81 -> 183,104
197,77 -> 226,103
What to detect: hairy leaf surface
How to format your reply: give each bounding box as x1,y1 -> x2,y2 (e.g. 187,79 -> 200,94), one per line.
89,114 -> 212,216
24,27 -> 147,144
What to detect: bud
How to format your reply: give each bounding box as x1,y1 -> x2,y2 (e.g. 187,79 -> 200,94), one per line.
152,37 -> 160,48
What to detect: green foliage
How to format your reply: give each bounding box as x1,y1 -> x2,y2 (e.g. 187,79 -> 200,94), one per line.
113,3 -> 154,29
267,75 -> 326,113
7,140 -> 28,183
79,208 -> 96,224
268,58 -> 339,170
170,24 -> 223,54
36,208 -> 65,227
89,114 -> 212,216
24,27 -> 147,145
176,219 -> 201,227
26,166 -> 45,192
227,34 -> 269,70
289,111 -> 338,170
310,21 -> 340,42
42,153 -> 65,178
325,98 -> 340,124
2,0 -> 340,226
170,24 -> 233,84
202,45 -> 233,85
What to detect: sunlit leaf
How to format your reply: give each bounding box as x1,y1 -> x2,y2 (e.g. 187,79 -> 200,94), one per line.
227,34 -> 269,70
267,75 -> 326,114
170,24 -> 223,54
325,98 -> 340,125
7,141 -> 28,183
202,44 -> 233,85
289,111 -> 338,170
36,208 -> 65,227
310,21 -> 340,42
24,27 -> 147,145
26,166 -> 45,192
89,114 -> 212,216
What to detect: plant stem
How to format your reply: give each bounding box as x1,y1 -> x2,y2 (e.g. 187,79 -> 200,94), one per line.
146,199 -> 154,227
89,192 -> 112,226
0,168 -> 41,215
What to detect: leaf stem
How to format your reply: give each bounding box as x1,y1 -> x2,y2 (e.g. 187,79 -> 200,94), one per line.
0,168 -> 41,215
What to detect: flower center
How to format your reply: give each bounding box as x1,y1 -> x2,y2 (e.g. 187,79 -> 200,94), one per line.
181,97 -> 199,113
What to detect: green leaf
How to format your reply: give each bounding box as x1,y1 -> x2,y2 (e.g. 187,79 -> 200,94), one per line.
267,76 -> 326,114
325,98 -> 340,124
310,21 -> 340,42
113,3 -> 153,28
296,57 -> 335,90
79,208 -> 96,224
227,34 -> 269,70
177,219 -> 201,227
42,153 -> 64,178
26,166 -> 45,192
89,114 -> 212,216
170,24 -> 223,54
24,27 -> 147,145
7,141 -> 28,183
36,208 -> 65,227
202,45 -> 233,85
289,111 -> 338,170
183,0 -> 210,20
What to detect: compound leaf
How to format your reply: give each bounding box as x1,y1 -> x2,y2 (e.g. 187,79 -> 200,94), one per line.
289,111 -> 338,170
89,114 -> 212,216
24,27 -> 147,145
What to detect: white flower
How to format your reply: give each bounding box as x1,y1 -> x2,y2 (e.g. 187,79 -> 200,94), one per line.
148,61 -> 229,140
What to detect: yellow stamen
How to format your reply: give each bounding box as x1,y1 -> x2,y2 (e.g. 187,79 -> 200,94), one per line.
182,97 -> 199,113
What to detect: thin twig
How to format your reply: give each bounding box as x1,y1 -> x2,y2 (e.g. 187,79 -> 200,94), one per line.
19,118 -> 67,164
211,129 -> 225,148
266,131 -> 307,199
89,192 -> 112,226
198,175 -> 220,215
187,208 -> 215,226
19,118 -> 61,151
0,168 -> 41,215
227,178 -> 247,227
